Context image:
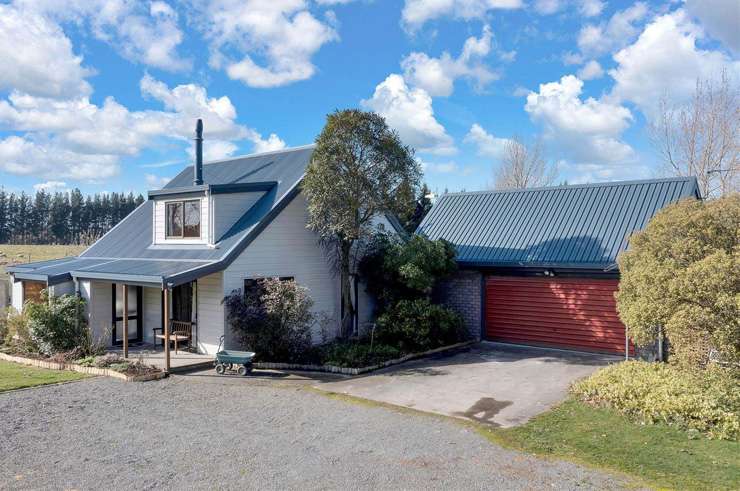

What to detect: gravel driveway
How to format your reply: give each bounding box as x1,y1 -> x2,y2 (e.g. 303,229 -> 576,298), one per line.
0,372 -> 631,490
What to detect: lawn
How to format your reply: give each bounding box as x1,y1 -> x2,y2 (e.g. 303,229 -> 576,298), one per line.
0,244 -> 86,278
0,360 -> 88,393
484,399 -> 740,491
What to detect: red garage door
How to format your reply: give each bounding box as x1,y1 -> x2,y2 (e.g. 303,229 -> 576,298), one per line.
485,276 -> 629,354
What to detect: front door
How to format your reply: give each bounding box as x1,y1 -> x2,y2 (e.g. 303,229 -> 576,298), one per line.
112,284 -> 142,345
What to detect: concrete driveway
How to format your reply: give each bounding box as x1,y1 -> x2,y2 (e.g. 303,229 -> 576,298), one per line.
316,343 -> 620,427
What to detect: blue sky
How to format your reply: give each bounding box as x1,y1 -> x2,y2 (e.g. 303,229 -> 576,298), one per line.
0,0 -> 737,196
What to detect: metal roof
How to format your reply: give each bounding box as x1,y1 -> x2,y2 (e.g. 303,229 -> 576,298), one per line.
9,145 -> 315,288
417,177 -> 700,270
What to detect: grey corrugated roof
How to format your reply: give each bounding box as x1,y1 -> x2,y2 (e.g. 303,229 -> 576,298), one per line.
417,177 -> 700,270
10,145 -> 315,288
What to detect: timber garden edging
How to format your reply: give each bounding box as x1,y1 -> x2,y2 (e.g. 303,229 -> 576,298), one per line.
254,340 -> 476,376
0,352 -> 166,382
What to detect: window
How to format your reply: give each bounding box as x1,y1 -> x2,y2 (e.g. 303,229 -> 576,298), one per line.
166,199 -> 200,238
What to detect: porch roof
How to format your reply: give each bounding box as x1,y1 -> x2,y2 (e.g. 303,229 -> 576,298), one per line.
8,256 -> 216,288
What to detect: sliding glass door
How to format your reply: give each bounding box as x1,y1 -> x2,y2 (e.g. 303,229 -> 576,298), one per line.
112,284 -> 142,345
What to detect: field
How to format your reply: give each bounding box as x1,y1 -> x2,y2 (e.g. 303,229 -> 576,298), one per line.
0,244 -> 86,279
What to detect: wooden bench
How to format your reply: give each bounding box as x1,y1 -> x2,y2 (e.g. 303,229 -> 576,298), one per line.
153,320 -> 193,353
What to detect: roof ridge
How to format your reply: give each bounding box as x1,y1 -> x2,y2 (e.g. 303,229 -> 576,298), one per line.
178,144 -> 316,168
440,176 -> 697,197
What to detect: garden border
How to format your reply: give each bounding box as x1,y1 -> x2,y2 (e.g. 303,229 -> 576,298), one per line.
0,352 -> 166,382
254,340 -> 476,375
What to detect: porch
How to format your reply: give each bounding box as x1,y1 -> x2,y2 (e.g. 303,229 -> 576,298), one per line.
110,344 -> 214,372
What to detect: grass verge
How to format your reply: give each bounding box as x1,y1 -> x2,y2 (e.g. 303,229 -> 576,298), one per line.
485,399 -> 739,491
0,360 -> 88,393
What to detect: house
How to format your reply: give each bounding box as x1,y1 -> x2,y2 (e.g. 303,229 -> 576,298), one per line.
419,177 -> 700,355
8,123 -> 401,356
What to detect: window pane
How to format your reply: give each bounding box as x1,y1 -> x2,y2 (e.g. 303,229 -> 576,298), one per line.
166,202 -> 183,237
183,200 -> 200,238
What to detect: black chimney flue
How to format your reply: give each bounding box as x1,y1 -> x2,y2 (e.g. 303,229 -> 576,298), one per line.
194,119 -> 204,186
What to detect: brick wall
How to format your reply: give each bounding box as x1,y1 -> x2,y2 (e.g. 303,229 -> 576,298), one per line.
435,270 -> 483,340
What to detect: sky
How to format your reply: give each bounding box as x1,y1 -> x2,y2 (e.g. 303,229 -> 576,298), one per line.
0,0 -> 737,196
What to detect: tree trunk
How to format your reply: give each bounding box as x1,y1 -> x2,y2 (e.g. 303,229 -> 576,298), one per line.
339,239 -> 355,338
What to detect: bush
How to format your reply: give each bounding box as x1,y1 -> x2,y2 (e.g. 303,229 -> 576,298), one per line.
2,308 -> 38,354
225,278 -> 314,362
375,298 -> 468,353
572,361 -> 739,440
360,233 -> 457,312
616,194 -> 739,367
318,341 -> 401,368
24,292 -> 89,357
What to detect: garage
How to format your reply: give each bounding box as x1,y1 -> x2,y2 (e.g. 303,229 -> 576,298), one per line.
417,177 -> 701,355
485,276 -> 628,354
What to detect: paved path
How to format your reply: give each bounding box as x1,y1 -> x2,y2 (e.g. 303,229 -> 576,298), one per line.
318,343 -> 620,427
0,371 -> 631,490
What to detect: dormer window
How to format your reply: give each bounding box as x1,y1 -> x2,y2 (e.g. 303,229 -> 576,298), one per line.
166,200 -> 201,239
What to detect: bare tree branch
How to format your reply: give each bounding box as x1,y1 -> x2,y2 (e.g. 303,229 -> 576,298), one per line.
492,136 -> 558,189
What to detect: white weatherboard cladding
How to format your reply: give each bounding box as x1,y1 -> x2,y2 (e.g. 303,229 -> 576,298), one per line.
50,280 -> 74,297
211,192 -> 254,242
223,192 -> 340,345
153,196 -> 209,245
83,280 -> 113,347
143,286 -> 161,345
11,278 -> 23,311
196,272 -> 225,354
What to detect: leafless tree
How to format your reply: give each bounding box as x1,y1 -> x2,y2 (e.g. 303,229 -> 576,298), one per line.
650,71 -> 739,198
492,136 -> 557,189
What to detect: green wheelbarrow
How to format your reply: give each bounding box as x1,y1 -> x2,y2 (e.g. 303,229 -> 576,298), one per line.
214,335 -> 255,376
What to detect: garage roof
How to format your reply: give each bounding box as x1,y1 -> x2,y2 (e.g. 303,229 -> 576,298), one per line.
417,177 -> 700,270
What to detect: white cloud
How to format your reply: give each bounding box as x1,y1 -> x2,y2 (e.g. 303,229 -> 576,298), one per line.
525,75 -> 636,174
419,158 -> 473,175
401,25 -> 497,96
534,0 -> 562,15
13,0 -> 190,72
577,60 -> 604,80
145,174 -> 171,188
401,0 -> 523,31
0,76 -> 283,180
193,0 -> 338,88
361,74 -> 455,155
609,9 -> 740,116
579,0 -> 604,17
0,4 -> 92,99
577,2 -> 649,57
464,123 -> 510,158
33,180 -> 68,192
250,133 -> 287,154
685,0 -> 739,55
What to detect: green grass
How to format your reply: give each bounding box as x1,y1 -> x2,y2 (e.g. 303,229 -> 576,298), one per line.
0,360 -> 88,392
0,244 -> 86,278
483,399 -> 740,491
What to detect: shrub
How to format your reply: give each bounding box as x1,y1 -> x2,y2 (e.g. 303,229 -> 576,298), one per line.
360,233 -> 457,312
24,292 -> 89,357
616,194 -> 739,367
225,278 -> 314,362
375,298 -> 468,353
2,308 -> 38,354
572,361 -> 739,440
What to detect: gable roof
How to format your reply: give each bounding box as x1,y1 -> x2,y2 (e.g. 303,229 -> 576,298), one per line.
417,177 -> 700,270
9,145 -> 316,288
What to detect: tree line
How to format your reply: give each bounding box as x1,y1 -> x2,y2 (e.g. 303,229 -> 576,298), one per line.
0,188 -> 144,245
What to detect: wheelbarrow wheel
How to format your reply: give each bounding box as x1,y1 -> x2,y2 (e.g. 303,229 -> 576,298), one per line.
215,364 -> 226,375
237,365 -> 248,376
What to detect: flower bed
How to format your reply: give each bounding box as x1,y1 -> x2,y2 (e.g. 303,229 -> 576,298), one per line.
254,340 -> 475,376
0,352 -> 165,382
